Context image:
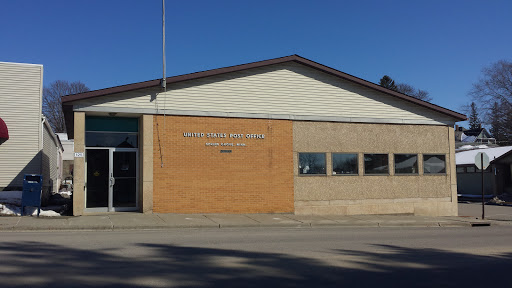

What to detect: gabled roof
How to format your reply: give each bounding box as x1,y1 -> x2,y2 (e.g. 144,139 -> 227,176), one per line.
491,147 -> 512,164
62,55 -> 467,138
62,55 -> 467,120
463,128 -> 486,137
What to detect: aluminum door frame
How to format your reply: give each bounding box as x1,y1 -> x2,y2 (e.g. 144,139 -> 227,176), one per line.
84,147 -> 139,213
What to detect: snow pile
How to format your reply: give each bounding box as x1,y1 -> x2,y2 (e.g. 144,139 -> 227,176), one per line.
59,191 -> 72,196
0,190 -> 61,217
489,196 -> 505,205
457,145 -> 476,151
0,204 -> 61,217
0,203 -> 20,215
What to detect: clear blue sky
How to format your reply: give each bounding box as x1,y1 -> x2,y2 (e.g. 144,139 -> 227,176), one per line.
1,0 -> 511,121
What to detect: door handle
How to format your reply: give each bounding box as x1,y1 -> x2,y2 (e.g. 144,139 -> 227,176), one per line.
110,177 -> 115,187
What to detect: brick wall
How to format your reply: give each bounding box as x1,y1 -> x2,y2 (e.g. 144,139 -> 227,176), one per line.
153,115 -> 294,213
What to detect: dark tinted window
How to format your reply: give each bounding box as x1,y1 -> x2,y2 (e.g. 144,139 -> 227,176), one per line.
299,153 -> 326,175
86,132 -> 138,148
332,154 -> 358,175
85,116 -> 138,148
86,116 -> 138,132
364,154 -> 388,175
394,154 -> 418,174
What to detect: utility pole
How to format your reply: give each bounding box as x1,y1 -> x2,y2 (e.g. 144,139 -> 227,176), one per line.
162,0 -> 166,90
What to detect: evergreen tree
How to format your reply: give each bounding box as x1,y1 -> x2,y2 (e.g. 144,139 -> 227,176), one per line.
469,102 -> 481,130
379,75 -> 432,102
490,102 -> 504,141
379,75 -> 397,91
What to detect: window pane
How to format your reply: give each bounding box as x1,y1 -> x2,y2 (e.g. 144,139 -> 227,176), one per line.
424,155 -> 446,174
113,152 -> 137,178
364,154 -> 388,174
456,167 -> 465,173
86,132 -> 138,148
394,154 -> 418,174
86,116 -> 138,132
332,154 -> 358,175
467,167 -> 476,173
299,153 -> 326,175
113,178 -> 137,208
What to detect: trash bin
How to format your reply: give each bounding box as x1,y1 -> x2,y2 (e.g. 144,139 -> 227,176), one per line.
21,174 -> 42,217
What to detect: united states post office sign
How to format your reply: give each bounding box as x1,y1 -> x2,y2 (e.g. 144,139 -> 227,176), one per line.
183,132 -> 265,139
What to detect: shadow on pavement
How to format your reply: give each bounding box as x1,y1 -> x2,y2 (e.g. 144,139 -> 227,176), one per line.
0,241 -> 510,287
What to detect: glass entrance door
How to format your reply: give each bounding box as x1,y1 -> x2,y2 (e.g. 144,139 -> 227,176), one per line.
86,148 -> 138,212
112,150 -> 137,209
86,149 -> 109,208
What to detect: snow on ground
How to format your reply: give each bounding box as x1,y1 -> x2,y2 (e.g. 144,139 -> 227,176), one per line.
0,190 -> 61,217
0,203 -> 60,216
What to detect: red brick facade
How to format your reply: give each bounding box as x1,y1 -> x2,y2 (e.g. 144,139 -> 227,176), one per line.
153,115 -> 294,213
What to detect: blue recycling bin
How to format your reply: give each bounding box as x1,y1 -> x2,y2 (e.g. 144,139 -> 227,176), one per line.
21,174 -> 42,217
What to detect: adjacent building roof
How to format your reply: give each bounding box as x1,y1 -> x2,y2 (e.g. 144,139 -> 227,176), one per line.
462,128 -> 486,137
491,148 -> 512,164
456,146 -> 512,165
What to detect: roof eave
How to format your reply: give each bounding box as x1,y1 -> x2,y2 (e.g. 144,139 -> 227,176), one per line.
61,54 -> 467,137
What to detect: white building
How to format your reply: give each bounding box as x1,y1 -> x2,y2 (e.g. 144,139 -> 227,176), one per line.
57,132 -> 74,182
0,62 -> 63,202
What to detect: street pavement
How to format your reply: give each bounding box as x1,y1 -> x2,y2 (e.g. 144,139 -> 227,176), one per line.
1,226 -> 512,287
2,203 -> 512,231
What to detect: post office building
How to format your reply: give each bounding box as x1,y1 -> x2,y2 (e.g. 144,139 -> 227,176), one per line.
62,55 -> 466,216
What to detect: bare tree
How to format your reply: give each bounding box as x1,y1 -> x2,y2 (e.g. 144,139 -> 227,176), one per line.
470,60 -> 512,144
43,80 -> 89,133
379,75 -> 432,102
470,60 -> 512,107
396,83 -> 433,102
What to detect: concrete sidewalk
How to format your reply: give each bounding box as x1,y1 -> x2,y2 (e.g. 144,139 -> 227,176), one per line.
0,213 -> 503,231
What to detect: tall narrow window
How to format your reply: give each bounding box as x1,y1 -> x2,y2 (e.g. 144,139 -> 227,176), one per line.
394,154 -> 418,174
299,153 -> 326,175
364,154 -> 388,175
424,155 -> 446,174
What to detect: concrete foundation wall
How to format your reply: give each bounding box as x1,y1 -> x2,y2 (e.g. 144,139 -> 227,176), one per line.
293,122 -> 457,216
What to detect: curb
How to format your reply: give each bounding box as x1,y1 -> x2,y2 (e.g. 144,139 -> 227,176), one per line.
0,220 -> 478,231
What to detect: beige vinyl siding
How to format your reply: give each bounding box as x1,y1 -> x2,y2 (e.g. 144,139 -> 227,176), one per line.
42,120 -> 61,194
72,62 -> 454,125
0,62 -> 43,189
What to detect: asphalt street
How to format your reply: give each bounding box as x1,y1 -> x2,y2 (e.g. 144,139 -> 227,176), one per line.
1,226 -> 511,287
